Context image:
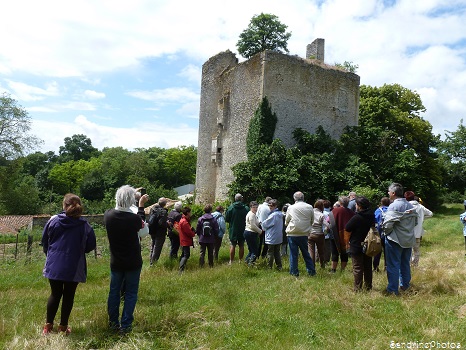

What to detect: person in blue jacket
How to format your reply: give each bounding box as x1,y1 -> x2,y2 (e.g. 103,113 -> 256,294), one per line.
41,193 -> 96,336
262,199 -> 284,270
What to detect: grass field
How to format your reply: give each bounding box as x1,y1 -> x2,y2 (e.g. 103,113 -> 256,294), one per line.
1,204 -> 465,349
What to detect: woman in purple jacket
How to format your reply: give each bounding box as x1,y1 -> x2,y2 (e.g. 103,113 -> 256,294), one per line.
41,193 -> 96,335
196,204 -> 219,267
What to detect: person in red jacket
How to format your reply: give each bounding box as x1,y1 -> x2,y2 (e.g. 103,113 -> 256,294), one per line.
179,207 -> 196,272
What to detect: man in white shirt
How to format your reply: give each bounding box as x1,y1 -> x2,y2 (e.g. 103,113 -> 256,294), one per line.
256,196 -> 271,258
285,191 -> 316,277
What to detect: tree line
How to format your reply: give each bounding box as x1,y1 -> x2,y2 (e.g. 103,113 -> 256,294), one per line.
1,83 -> 465,215
0,104 -> 197,214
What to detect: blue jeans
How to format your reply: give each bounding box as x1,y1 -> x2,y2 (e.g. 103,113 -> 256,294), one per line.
108,267 -> 142,330
384,237 -> 412,294
244,230 -> 259,263
288,235 -> 316,276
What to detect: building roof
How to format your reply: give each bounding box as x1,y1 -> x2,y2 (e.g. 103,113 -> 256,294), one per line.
0,215 -> 34,234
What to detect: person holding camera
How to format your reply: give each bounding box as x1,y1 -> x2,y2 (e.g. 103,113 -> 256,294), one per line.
104,185 -> 149,334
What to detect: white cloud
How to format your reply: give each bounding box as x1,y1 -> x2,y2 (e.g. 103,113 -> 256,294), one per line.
2,0 -> 466,148
6,80 -> 60,101
178,64 -> 202,84
83,90 -> 106,99
31,115 -> 198,153
127,87 -> 199,104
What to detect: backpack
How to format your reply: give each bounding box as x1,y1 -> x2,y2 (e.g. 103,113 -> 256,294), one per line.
362,226 -> 382,257
148,207 -> 167,228
202,219 -> 212,236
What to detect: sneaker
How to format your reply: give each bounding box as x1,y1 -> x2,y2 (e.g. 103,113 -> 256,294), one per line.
57,325 -> 71,335
42,323 -> 53,336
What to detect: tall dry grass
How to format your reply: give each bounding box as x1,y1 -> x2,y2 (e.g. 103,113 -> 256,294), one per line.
1,204 -> 465,349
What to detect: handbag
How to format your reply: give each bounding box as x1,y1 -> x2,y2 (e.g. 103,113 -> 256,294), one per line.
362,226 -> 382,257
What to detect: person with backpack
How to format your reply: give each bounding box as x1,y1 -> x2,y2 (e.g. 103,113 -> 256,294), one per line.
212,206 -> 226,262
196,204 -> 219,267
148,198 -> 169,266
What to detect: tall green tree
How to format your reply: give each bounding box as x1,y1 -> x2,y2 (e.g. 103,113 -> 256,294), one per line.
0,93 -> 42,159
0,159 -> 41,214
437,120 -> 466,198
229,139 -> 298,204
58,134 -> 100,162
48,158 -> 101,195
162,145 -> 197,187
341,84 -> 441,205
439,119 -> 466,161
236,13 -> 291,59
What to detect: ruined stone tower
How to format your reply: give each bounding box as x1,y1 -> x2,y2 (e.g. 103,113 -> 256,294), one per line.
195,39 -> 360,204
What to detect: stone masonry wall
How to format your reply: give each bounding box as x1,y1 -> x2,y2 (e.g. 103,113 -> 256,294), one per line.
263,51 -> 359,145
195,45 -> 360,204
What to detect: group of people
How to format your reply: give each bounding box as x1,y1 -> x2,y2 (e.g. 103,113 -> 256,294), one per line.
220,184 -> 434,295
40,182 -> 436,336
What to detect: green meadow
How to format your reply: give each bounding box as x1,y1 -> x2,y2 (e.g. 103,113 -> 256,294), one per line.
1,204 -> 465,349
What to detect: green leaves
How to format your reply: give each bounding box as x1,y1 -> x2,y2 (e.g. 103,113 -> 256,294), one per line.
236,13 -> 292,59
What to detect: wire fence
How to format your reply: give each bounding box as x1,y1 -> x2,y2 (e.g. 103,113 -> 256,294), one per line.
0,231 -> 108,263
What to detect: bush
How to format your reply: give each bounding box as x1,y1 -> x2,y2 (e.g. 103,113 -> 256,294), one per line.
439,190 -> 464,204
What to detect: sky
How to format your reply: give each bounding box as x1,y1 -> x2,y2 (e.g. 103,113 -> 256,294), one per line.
1,0 -> 465,154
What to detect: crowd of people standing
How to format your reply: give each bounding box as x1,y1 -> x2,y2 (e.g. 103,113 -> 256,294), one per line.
40,182 -> 437,335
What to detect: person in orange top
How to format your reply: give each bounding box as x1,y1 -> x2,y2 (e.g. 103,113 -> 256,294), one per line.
178,207 -> 196,272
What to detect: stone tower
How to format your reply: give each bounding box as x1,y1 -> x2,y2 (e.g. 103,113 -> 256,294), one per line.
195,39 -> 360,204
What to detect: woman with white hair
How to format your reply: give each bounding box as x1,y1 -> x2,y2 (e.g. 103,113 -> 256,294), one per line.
104,185 -> 149,334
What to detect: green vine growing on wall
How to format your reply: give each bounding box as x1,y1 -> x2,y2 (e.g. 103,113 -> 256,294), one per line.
246,96 -> 277,158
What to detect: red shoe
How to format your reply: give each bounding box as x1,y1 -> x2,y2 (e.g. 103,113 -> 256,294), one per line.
57,325 -> 71,335
42,323 -> 53,336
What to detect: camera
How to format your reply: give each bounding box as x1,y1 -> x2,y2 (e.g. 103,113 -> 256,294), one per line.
140,188 -> 146,196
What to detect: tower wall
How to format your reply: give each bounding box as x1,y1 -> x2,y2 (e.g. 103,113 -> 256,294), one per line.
195,44 -> 360,204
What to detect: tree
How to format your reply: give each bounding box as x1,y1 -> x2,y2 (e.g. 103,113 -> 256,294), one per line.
437,120 -> 466,198
162,145 -> 197,187
334,61 -> 359,73
236,13 -> 291,59
0,93 -> 42,159
246,97 -> 277,158
58,134 -> 100,162
48,158 -> 101,195
439,119 -> 466,162
0,159 -> 41,214
341,84 -> 442,205
229,139 -> 299,203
